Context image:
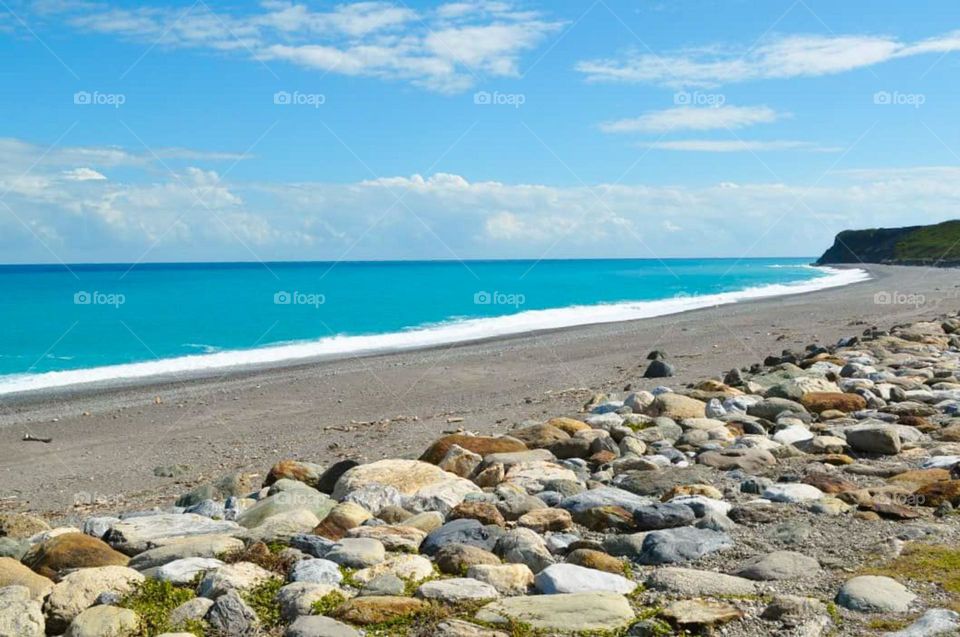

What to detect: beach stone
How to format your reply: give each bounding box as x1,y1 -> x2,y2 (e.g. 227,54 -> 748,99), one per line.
314,502 -> 373,540
399,511 -> 444,534
914,480 -> 960,507
644,360 -> 675,378
475,592 -> 635,632
573,505 -> 635,532
334,459 -> 481,515
197,561 -> 275,598
494,528 -> 555,573
168,597 -> 214,626
549,438 -> 591,459
763,483 -> 825,503
417,578 -> 500,603
735,551 -> 819,580
802,392 -> 868,413
637,527 -> 734,565
0,585 -> 44,636
0,537 -> 28,559
324,538 -> 385,568
769,377 -> 841,400
438,445 -> 483,478
698,447 -> 776,473
467,564 -> 534,596
649,394 -> 706,419
288,558 -> 342,586
615,465 -> 716,497
154,557 -> 223,585
351,554 -> 434,585
346,525 -> 426,552
377,506 -> 412,524
845,425 -> 902,455
285,614 -> 360,637
534,563 -> 636,594
242,509 -> 321,543
65,605 -> 139,637
547,417 -> 592,435
496,493 -> 547,521
237,489 -> 335,529
435,544 -> 501,574
632,502 -> 696,530
566,549 -> 625,575
421,519 -> 503,556
803,472 -> 858,494
518,508 -> 572,533
265,460 -> 326,489
206,590 -> 259,636
433,620 -> 509,637
772,424 -> 814,445
660,599 -> 743,630
0,513 -> 50,539
128,534 -> 244,570
333,596 -> 426,625
559,486 -> 654,514
450,502 -> 506,527
748,397 -> 806,419
482,450 -> 556,468
420,435 -> 527,464
314,460 -> 360,495
883,608 -> 960,636
44,565 -> 143,634
360,573 -> 404,597
105,514 -> 241,554
503,461 -> 578,494
836,575 -> 916,613
509,424 -> 571,449
0,557 -> 53,599
646,567 -> 757,596
176,472 -> 253,507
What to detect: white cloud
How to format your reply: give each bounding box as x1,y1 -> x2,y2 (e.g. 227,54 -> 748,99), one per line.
600,105 -> 781,134
641,140 -> 840,152
62,167 -> 107,181
46,1 -> 563,93
577,31 -> 960,86
4,138 -> 960,263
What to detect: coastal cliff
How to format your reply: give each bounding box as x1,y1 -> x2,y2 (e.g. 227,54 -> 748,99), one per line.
817,220 -> 960,266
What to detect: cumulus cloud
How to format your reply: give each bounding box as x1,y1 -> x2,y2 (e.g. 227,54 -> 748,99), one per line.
577,31 -> 960,87
4,138 -> 960,263
600,106 -> 782,134
640,140 -> 840,153
35,1 -> 563,92
62,167 -> 107,181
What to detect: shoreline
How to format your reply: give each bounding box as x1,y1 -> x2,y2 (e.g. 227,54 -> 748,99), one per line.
1,263 -> 958,518
0,264 -> 866,401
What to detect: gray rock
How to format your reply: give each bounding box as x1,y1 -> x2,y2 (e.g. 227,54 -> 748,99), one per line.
637,527 -> 734,565
883,609 -> 960,636
285,615 -> 360,637
324,538 -> 385,568
845,425 -> 902,455
735,551 -> 820,581
105,514 -> 241,553
290,534 -> 337,558
420,519 -> 504,556
644,360 -> 675,378
494,528 -> 555,573
361,573 -> 405,597
475,592 -> 635,633
205,590 -> 259,636
534,564 -> 636,594
169,597 -> 214,627
558,487 -> 655,515
632,503 -> 696,530
836,575 -> 916,613
0,585 -> 44,636
747,397 -> 806,420
762,483 -> 825,503
417,578 -> 500,603
288,559 -> 343,586
646,568 -> 757,597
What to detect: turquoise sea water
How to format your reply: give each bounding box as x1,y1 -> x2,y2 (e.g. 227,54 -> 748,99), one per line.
0,258 -> 867,394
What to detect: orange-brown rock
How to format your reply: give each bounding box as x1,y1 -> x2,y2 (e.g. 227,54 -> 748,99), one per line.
572,506 -> 635,532
800,392 -> 867,414
802,472 -> 858,494
419,435 -> 527,464
821,454 -> 854,466
589,450 -> 618,465
448,502 -> 506,527
565,549 -> 626,575
517,509 -> 572,533
898,415 -> 936,432
915,480 -> 960,507
21,533 -> 128,579
661,484 -> 723,501
334,596 -> 426,625
263,459 -> 324,488
546,417 -> 592,435
888,468 -> 951,488
508,424 -> 570,449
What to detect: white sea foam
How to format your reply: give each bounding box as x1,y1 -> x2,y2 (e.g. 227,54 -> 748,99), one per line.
0,266 -> 869,396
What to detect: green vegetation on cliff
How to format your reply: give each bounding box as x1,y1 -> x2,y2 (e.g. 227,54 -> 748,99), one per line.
817,220 -> 960,265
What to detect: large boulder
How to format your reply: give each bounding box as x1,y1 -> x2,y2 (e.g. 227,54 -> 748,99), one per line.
0,585 -> 44,636
836,576 -> 916,613
333,460 -> 481,515
21,533 -> 129,579
475,592 -> 635,633
44,566 -> 143,634
534,564 -> 636,595
263,460 -> 326,489
65,605 -> 139,637
648,395 -> 706,420
801,392 -> 867,414
105,514 -> 241,554
0,514 -> 50,539
236,488 -> 335,529
128,534 -> 244,570
0,557 -> 54,599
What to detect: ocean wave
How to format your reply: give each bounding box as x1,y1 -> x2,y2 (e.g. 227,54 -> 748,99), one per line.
0,267 -> 869,396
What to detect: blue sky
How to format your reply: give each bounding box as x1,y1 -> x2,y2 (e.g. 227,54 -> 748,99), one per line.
2,0 -> 959,263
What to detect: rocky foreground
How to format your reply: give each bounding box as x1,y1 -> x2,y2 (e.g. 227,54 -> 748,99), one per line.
7,316 -> 960,636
